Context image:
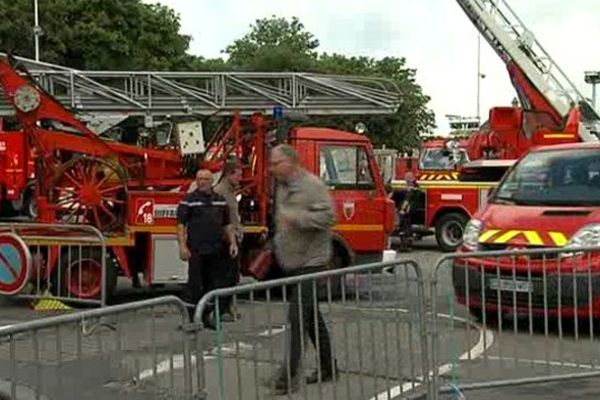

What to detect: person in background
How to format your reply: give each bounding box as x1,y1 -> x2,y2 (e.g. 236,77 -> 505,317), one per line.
268,144 -> 338,394
213,161 -> 244,321
396,171 -> 419,251
177,169 -> 238,328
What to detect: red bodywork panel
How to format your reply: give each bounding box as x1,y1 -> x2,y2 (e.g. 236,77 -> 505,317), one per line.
0,130 -> 34,201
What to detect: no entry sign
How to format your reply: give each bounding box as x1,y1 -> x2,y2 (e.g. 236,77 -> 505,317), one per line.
0,233 -> 32,296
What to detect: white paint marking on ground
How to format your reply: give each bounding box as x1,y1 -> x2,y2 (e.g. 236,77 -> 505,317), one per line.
487,356 -> 600,370
258,326 -> 286,337
368,312 -> 494,400
136,341 -> 255,382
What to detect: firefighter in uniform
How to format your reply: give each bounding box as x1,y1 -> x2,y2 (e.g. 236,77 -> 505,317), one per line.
213,161 -> 243,321
268,144 -> 338,394
177,169 -> 238,328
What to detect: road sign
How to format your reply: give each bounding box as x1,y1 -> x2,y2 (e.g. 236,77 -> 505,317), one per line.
0,233 -> 32,296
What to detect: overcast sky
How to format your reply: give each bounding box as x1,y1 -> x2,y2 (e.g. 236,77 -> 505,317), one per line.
150,0 -> 600,132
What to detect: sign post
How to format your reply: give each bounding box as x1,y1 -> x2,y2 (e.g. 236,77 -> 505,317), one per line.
0,233 -> 32,296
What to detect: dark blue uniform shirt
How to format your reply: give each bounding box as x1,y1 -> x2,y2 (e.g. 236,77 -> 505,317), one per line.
177,190 -> 230,254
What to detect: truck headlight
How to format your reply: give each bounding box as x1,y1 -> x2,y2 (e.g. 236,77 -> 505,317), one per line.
462,219 -> 483,251
565,224 -> 600,250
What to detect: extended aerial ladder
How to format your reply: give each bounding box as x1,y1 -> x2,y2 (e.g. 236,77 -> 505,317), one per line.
456,0 -> 600,141
0,52 -> 403,232
0,52 -> 403,135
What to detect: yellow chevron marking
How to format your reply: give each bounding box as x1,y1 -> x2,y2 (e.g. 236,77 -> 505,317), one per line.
549,231 -> 568,247
522,231 -> 544,246
493,230 -> 521,244
478,229 -> 500,243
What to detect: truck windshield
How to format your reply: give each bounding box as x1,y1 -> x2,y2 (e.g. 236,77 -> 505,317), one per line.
419,148 -> 469,170
492,148 -> 600,206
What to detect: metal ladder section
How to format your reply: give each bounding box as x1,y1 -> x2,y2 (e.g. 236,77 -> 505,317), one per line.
456,0 -> 600,140
0,53 -> 403,119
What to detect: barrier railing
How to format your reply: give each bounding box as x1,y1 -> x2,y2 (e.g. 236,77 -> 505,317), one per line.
190,259 -> 430,400
0,295 -> 192,400
0,223 -> 108,306
430,245 -> 600,399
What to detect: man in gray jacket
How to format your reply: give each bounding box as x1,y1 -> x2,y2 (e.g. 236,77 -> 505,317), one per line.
269,144 -> 338,394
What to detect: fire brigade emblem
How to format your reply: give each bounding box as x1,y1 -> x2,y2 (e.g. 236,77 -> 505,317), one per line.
135,199 -> 155,225
343,200 -> 355,220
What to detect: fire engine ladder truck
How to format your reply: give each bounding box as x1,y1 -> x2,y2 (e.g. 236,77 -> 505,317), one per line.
456,0 -> 600,141
0,52 -> 402,135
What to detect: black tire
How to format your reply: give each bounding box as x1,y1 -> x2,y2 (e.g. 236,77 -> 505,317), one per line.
435,212 -> 469,252
22,188 -> 38,219
52,247 -> 118,303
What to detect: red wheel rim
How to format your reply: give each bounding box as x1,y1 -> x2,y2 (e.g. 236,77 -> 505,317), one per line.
64,258 -> 102,299
51,157 -> 126,232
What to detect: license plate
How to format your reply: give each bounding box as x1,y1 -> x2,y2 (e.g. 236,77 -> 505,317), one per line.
488,278 -> 533,293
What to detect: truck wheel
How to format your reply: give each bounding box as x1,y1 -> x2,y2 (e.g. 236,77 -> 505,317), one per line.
435,213 -> 469,252
52,248 -> 118,302
22,189 -> 38,219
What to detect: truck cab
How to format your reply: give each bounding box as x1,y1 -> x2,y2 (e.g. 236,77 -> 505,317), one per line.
455,142 -> 600,318
290,127 -> 397,265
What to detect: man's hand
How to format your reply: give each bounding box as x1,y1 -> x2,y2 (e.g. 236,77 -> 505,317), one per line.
229,242 -> 239,258
179,245 -> 191,261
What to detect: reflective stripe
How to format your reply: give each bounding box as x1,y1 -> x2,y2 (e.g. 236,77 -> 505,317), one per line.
549,231 -> 568,247
478,229 -> 500,243
479,229 -> 568,247
179,201 -> 227,206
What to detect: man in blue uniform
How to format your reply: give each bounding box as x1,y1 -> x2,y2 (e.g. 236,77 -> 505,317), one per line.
177,169 -> 238,328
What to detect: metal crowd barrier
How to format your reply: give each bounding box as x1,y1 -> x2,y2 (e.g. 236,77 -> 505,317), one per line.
190,259 -> 430,400
0,295 -> 192,400
430,245 -> 600,399
0,223 -> 108,307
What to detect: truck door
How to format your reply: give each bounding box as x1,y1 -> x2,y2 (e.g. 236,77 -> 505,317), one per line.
318,143 -> 388,253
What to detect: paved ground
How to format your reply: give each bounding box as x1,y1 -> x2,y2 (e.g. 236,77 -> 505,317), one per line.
2,237 -> 600,399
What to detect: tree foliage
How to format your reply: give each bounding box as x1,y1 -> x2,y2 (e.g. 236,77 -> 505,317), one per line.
0,4 -> 435,146
224,17 -> 435,147
0,0 -> 192,70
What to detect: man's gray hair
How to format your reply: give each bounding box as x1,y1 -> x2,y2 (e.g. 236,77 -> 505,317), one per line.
272,144 -> 300,164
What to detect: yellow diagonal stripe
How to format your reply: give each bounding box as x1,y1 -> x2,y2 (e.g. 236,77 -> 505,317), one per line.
478,229 -> 500,243
494,230 -> 521,244
549,231 -> 568,247
522,230 -> 544,246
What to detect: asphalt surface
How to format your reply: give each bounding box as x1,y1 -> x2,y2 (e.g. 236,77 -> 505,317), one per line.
1,237 -> 600,399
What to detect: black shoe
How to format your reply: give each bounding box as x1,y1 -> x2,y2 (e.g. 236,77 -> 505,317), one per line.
202,315 -> 217,331
306,367 -> 339,384
271,374 -> 299,395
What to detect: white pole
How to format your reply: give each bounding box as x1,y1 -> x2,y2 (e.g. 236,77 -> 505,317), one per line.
34,0 -> 40,61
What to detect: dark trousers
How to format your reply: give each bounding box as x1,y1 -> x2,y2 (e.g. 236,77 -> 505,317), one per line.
221,253 -> 240,313
187,248 -> 229,321
284,267 -> 335,378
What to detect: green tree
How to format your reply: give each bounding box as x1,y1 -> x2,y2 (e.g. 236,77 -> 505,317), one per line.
224,16 -> 436,147
224,16 -> 319,72
0,0 -> 195,70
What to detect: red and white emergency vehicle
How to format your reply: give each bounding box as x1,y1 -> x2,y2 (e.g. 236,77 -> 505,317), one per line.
0,53 -> 400,301
454,142 -> 600,318
389,0 -> 600,252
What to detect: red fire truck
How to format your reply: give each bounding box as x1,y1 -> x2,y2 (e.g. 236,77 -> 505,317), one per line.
0,53 -> 399,301
389,0 -> 600,252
